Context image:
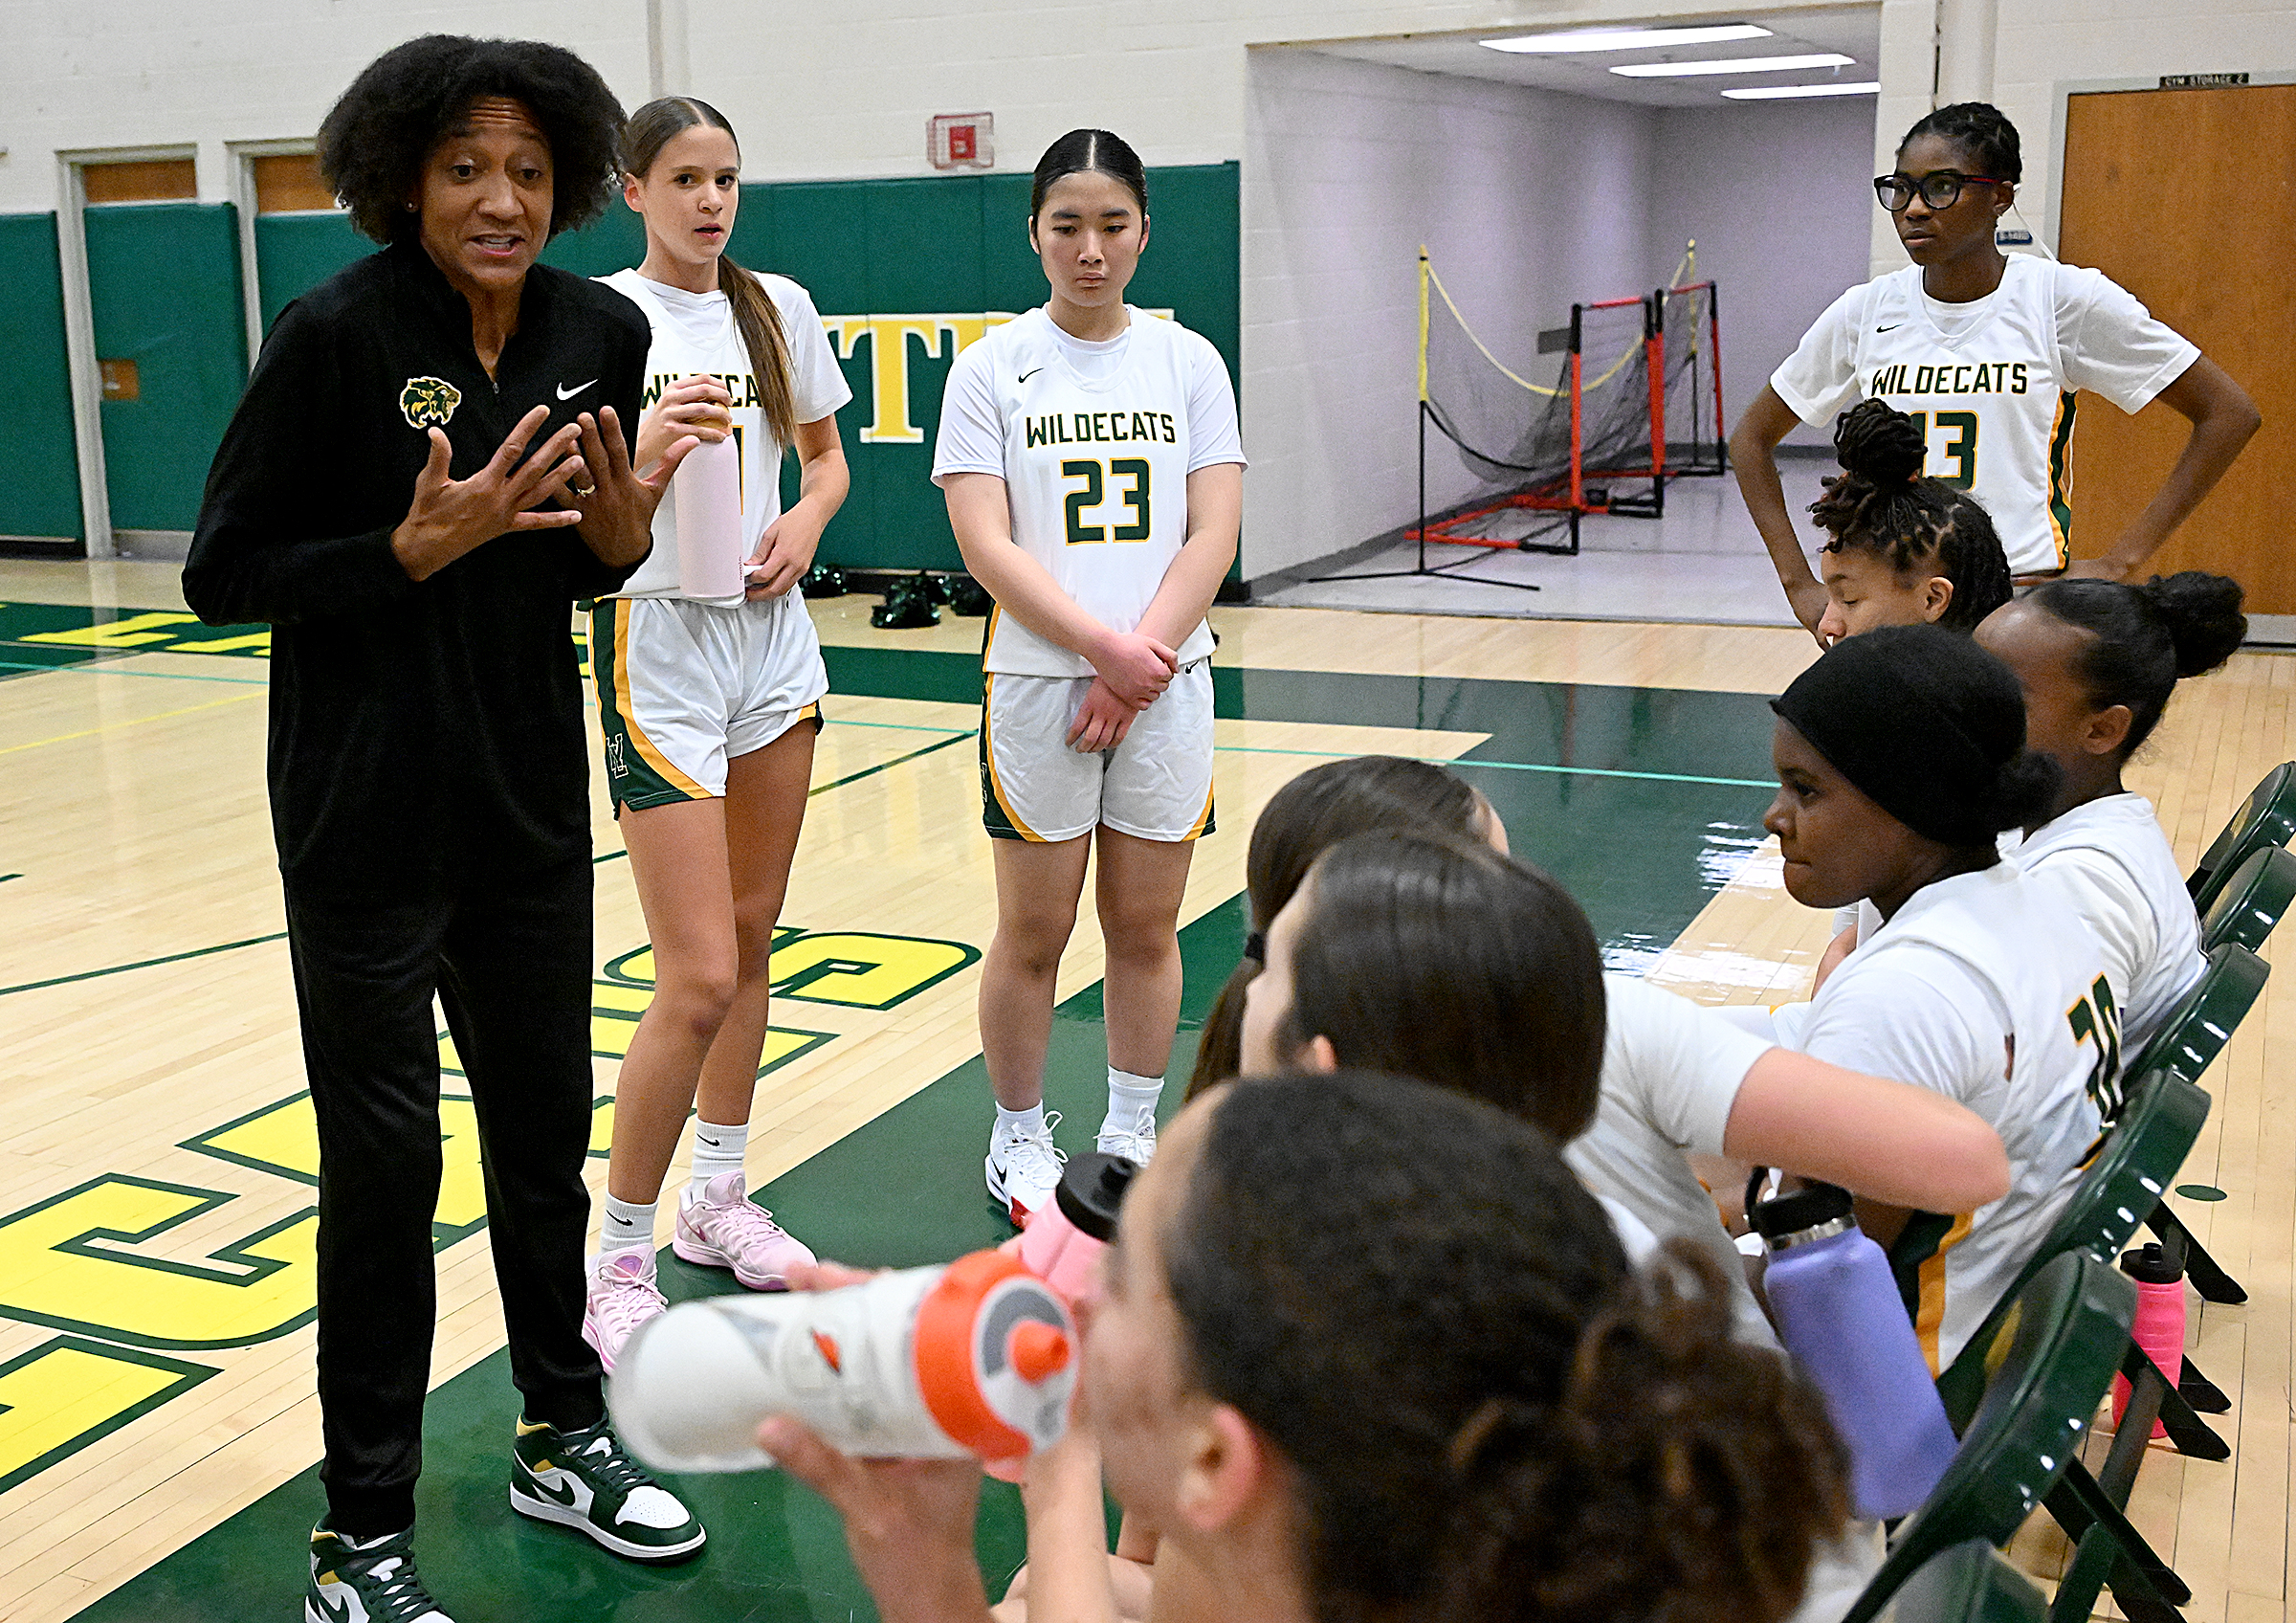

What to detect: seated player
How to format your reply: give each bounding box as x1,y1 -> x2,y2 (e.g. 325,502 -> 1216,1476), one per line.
763,1073 -> 1853,1623
1196,759 -> 2009,1346
1975,573 -> 2247,1052
1809,400 -> 2012,643
1760,625 -> 2108,1368
1187,754 -> 1500,1095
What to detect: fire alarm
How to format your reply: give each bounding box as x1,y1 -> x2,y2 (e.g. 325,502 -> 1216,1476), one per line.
929,113 -> 994,171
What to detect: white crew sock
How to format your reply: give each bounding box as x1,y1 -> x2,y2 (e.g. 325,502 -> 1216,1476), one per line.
689,1119 -> 749,1196
599,1194 -> 656,1261
1103,1068 -> 1163,1135
995,1101 -> 1049,1142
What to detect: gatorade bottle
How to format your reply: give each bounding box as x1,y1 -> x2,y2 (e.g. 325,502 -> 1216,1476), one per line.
2110,1242 -> 2187,1439
1755,1183 -> 1960,1521
607,1250 -> 1076,1471
1002,1151 -> 1137,1306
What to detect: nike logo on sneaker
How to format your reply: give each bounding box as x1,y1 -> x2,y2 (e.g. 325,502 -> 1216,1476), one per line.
310,1594 -> 353,1623
557,379 -> 597,401
527,1470 -> 579,1505
1018,367 -> 1044,383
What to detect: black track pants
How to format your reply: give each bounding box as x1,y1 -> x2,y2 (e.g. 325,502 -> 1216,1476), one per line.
285,854 -> 605,1537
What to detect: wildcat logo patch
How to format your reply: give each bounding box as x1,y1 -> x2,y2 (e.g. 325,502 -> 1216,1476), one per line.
399,376 -> 462,430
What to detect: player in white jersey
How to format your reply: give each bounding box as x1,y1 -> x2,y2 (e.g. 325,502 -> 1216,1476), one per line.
1763,625 -> 2111,1369
1732,102 -> 2257,636
581,99 -> 855,1366
1976,572 -> 2248,1053
934,129 -> 1244,1220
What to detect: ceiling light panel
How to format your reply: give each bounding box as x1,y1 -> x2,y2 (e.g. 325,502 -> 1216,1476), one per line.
1721,81 -> 1882,99
1612,53 -> 1855,78
1479,24 -> 1773,54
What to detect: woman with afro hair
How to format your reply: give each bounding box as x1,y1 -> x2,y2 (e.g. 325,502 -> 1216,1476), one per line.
184,34 -> 706,1621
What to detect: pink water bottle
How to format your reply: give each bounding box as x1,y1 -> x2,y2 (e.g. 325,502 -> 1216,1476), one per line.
999,1151 -> 1137,1308
2111,1243 -> 2186,1439
672,433 -> 744,598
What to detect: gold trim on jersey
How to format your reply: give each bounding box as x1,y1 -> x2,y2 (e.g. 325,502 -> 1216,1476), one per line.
1913,1212 -> 1977,1373
2045,390 -> 2078,570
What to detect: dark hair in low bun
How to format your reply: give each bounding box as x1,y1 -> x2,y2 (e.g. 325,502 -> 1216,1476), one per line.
1029,127 -> 1147,219
1811,401 -> 2012,632
1187,757 -> 1485,1098
1985,749 -> 2065,835
1167,1074 -> 1849,1623
1900,101 -> 2022,183
2025,572 -> 2246,760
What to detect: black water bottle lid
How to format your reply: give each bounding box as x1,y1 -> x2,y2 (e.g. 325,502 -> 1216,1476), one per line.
1055,1151 -> 1137,1242
2119,1242 -> 2183,1286
1751,1181 -> 1854,1241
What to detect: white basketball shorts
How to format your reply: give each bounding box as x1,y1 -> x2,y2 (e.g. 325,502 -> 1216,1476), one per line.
980,659 -> 1216,844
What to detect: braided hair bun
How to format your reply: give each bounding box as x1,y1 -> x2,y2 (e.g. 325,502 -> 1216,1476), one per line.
1832,399 -> 1927,486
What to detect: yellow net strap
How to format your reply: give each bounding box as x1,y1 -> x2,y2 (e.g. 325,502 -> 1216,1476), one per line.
1422,252 -> 1645,400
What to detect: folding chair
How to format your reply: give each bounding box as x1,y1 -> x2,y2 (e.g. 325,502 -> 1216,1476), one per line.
1839,1254 -> 2133,1623
2187,762 -> 2296,915
2199,844 -> 2296,953
2128,944 -> 2269,1309
1882,1540 -> 2046,1623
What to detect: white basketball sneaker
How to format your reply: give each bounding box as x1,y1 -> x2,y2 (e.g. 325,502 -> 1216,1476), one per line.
985,1110 -> 1067,1224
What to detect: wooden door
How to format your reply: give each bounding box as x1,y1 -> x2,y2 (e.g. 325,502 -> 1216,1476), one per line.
2059,84 -> 2295,611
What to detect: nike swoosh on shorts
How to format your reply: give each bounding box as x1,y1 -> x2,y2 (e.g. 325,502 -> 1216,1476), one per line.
557,380 -> 598,401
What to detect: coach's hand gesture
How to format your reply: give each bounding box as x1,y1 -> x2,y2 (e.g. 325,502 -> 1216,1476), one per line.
574,406 -> 696,569
390,405 -> 585,582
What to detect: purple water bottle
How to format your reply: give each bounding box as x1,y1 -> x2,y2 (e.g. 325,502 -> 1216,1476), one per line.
1755,1183 -> 1960,1521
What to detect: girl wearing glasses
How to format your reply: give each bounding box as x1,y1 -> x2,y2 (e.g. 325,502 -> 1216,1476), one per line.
1731,101 -> 2258,639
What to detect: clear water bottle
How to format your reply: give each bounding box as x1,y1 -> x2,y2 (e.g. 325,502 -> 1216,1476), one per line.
2111,1242 -> 2186,1439
1755,1183 -> 1961,1521
608,1250 -> 1076,1471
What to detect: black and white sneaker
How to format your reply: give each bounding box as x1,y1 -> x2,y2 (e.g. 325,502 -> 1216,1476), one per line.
305,1523 -> 453,1623
509,1416 -> 705,1564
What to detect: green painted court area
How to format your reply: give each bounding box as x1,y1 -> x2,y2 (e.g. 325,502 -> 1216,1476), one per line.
47,625 -> 1781,1621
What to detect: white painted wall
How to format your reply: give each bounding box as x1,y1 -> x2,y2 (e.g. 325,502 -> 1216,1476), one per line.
1646,98 -> 1876,450
1241,49 -> 1658,580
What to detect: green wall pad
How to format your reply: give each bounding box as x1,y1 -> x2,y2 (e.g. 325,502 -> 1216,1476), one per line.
0,213 -> 82,543
85,203 -> 249,533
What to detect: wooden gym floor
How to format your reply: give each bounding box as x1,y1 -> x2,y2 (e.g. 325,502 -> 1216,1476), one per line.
0,557 -> 2285,1622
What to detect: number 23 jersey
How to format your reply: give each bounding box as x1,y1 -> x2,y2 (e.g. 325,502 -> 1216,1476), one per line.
934,305 -> 1245,678
1771,256 -> 2197,574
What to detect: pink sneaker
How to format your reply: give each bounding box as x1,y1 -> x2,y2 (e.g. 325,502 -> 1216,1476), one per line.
582,1250 -> 667,1373
673,1172 -> 817,1291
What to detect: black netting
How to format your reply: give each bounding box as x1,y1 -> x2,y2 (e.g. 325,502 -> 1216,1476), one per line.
1660,282 -> 1726,476
1418,265 -> 1660,545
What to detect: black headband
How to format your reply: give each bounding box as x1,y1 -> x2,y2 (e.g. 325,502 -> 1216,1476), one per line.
1772,625 -> 2025,847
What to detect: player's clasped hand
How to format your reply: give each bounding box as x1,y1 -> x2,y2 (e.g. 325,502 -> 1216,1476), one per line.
390,404 -> 585,581
1092,629 -> 1179,707
1067,677 -> 1138,753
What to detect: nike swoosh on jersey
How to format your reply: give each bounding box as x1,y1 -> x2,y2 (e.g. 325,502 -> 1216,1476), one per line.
1018,367 -> 1044,383
557,379 -> 598,401
1876,323 -> 1903,333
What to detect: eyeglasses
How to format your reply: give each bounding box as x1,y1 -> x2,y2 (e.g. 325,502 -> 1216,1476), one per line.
1874,171 -> 2007,211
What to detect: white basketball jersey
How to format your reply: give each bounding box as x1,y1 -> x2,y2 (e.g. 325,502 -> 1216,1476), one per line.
934,306 -> 1243,678
1776,863 -> 2110,1367
2011,792 -> 2205,1056
1773,258 -> 2197,574
599,268 -> 852,603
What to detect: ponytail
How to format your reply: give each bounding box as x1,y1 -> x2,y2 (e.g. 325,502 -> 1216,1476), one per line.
624,95 -> 803,451
718,255 -> 800,451
2025,572 -> 2247,760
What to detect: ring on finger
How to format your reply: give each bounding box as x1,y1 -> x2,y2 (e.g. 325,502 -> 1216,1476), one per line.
571,483 -> 598,499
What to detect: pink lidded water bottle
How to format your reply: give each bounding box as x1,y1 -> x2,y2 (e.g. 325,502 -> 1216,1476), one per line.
1755,1183 -> 1961,1522
2111,1243 -> 2186,1439
671,433 -> 744,598
1000,1151 -> 1138,1308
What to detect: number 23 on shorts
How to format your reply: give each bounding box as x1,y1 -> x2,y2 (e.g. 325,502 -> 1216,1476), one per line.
1062,458 -> 1152,545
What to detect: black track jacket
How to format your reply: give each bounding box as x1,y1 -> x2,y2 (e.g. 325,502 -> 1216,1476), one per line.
185,238 -> 651,892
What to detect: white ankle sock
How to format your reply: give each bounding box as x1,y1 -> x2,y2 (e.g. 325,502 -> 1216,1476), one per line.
600,1194 -> 656,1260
995,1101 -> 1048,1142
1104,1068 -> 1163,1133
689,1119 -> 749,1195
